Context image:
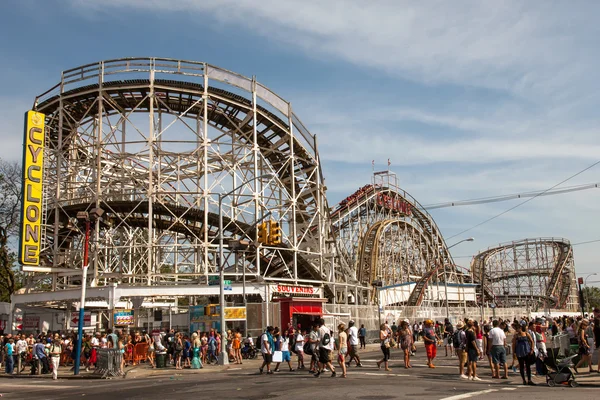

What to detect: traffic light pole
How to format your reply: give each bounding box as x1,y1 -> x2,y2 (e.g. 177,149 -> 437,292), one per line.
73,218 -> 91,375
217,173 -> 272,365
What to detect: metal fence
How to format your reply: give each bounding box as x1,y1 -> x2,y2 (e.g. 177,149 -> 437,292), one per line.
94,349 -> 124,378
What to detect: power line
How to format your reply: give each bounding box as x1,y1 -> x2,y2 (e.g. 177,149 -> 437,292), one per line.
424,182 -> 599,210
573,239 -> 600,246
446,159 -> 600,241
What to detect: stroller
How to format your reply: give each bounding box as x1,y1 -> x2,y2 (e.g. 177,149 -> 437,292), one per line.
543,353 -> 578,387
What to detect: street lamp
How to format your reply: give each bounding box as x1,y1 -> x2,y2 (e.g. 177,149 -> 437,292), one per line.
73,207 -> 103,375
447,237 -> 475,249
443,237 -> 474,319
218,173 -> 273,365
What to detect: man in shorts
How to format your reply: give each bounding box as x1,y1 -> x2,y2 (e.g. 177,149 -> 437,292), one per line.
259,326 -> 274,375
487,319 -> 508,379
315,318 -> 336,378
346,320 -> 363,367
422,319 -> 439,368
308,323 -> 320,373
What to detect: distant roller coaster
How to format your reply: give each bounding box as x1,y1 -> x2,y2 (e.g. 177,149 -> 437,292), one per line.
15,58 -> 578,319
471,238 -> 579,312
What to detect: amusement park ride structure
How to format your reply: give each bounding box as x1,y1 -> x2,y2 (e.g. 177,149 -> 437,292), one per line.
13,58 -> 578,314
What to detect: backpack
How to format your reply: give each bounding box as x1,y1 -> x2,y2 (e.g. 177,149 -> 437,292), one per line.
303,341 -> 313,355
321,331 -> 331,346
452,330 -> 462,348
289,335 -> 297,353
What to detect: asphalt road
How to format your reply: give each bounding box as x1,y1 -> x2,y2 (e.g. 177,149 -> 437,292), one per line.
1,344 -> 598,400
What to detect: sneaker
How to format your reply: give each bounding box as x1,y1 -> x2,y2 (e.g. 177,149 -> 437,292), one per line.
323,368 -> 329,372
460,374 -> 469,379
472,376 -> 482,381
527,381 -> 536,386
469,376 -> 473,380
313,371 -> 321,378
274,368 -> 280,372
331,371 -> 336,377
357,363 -> 363,367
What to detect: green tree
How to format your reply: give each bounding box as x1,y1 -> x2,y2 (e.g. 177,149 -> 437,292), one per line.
583,286 -> 600,312
0,159 -> 24,302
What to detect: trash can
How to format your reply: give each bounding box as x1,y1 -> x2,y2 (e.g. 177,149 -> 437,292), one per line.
156,353 -> 167,368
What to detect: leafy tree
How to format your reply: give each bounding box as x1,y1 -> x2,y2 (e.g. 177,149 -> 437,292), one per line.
0,159 -> 24,302
583,286 -> 600,312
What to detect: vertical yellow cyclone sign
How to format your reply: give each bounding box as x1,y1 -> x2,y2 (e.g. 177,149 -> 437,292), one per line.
19,110 -> 45,266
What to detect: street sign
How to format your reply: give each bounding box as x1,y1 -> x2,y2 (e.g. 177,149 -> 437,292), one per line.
23,316 -> 40,330
70,311 -> 92,328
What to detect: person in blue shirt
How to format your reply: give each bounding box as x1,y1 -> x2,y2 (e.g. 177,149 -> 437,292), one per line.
358,324 -> 367,349
5,338 -> 14,374
32,338 -> 49,374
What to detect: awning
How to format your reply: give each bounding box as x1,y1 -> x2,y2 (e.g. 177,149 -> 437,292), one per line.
280,298 -> 327,316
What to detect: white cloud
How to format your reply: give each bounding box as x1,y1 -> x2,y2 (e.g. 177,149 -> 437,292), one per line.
69,0 -> 600,103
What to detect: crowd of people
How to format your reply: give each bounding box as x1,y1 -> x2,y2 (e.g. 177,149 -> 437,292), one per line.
0,326 -> 256,379
3,309 -> 599,383
255,310 -> 600,383
257,319 -> 368,378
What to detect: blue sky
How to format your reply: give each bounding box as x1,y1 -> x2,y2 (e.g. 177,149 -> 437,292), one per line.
1,1 -> 599,283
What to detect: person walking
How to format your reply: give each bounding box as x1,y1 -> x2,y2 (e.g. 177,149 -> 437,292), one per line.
346,320 -> 363,367
337,323 -> 348,378
49,338 -> 62,380
465,319 -> 481,381
314,318 -> 336,378
358,324 -> 367,349
232,328 -> 242,365
274,330 -> 295,372
4,338 -> 14,375
259,326 -> 275,375
399,320 -> 413,368
308,323 -> 320,373
512,322 -> 535,386
454,321 -> 468,379
574,319 -> 595,374
422,319 -> 439,368
474,320 -> 484,360
190,333 -> 203,369
443,318 -> 454,357
376,323 -> 392,371
294,329 -> 306,370
488,320 -> 508,379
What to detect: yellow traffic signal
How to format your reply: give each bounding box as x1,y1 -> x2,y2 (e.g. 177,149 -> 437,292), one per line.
269,221 -> 282,245
258,221 -> 269,244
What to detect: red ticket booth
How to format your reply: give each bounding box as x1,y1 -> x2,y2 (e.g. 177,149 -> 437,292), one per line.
276,297 -> 327,333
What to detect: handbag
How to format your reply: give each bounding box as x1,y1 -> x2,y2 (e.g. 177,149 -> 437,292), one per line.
272,350 -> 283,363
527,352 -> 536,365
389,338 -> 397,348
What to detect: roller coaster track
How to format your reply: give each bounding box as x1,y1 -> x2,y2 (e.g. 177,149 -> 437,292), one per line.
35,58 -> 335,291
471,238 -> 577,310
331,183 -> 459,305
405,264 -> 443,307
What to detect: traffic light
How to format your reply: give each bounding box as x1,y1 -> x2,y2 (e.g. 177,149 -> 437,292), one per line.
269,221 -> 282,245
258,221 -> 269,244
